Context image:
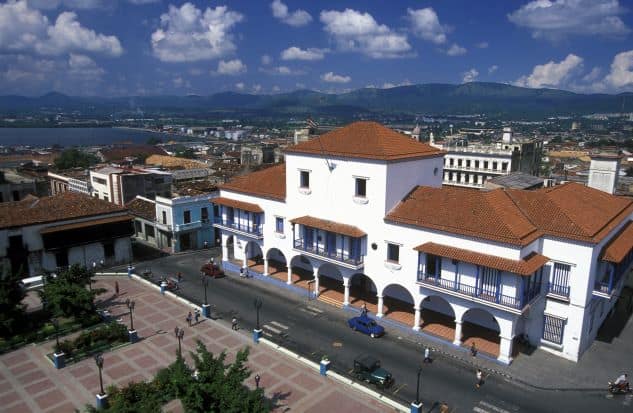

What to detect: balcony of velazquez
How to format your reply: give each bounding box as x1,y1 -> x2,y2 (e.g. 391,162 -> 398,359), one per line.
211,197 -> 264,239
594,221 -> 633,299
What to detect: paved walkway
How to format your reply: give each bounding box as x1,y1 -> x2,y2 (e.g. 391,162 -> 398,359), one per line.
0,276 -> 402,413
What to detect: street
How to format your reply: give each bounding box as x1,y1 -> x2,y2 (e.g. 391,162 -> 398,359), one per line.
119,250 -> 633,413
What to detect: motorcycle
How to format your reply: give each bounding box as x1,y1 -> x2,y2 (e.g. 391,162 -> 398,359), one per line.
608,381 -> 631,395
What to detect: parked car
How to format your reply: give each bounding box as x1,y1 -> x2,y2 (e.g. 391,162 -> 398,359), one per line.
353,355 -> 393,388
347,314 -> 385,338
200,263 -> 225,278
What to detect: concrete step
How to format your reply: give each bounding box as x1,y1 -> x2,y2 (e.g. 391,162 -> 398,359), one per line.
318,294 -> 343,308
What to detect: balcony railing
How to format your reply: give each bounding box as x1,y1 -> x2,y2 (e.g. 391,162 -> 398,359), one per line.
293,238 -> 363,266
546,282 -> 570,298
443,164 -> 509,174
213,216 -> 262,236
417,272 -> 541,311
174,221 -> 202,232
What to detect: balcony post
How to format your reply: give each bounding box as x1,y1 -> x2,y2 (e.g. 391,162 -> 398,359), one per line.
287,265 -> 292,285
413,305 -> 421,331
221,237 -> 229,262
376,295 -> 384,318
313,267 -> 320,297
498,335 -> 513,364
475,266 -> 480,296
453,320 -> 462,345
263,258 -> 269,276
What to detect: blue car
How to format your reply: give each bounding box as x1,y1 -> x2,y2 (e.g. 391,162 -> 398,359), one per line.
348,314 -> 385,338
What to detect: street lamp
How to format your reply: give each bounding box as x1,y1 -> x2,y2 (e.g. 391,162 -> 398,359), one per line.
254,298 -> 262,330
95,354 -> 105,396
415,366 -> 423,408
174,327 -> 184,357
51,317 -> 60,349
200,274 -> 209,306
125,299 -> 135,331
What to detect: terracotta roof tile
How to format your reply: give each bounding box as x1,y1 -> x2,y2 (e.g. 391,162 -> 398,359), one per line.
145,154 -> 208,170
600,221 -> 633,263
40,215 -> 134,234
0,192 -> 127,230
220,164 -> 285,201
212,197 -> 263,213
414,242 -> 549,276
285,121 -> 444,161
101,145 -> 168,161
126,197 -> 156,221
290,216 -> 366,238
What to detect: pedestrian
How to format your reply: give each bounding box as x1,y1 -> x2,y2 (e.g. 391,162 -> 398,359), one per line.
203,240 -> 208,249
177,272 -> 182,283
114,280 -> 119,296
470,341 -> 477,357
255,374 -> 261,389
246,268 -> 250,278
210,256 -> 214,264
440,401 -> 449,413
475,369 -> 484,388
194,309 -> 200,324
361,302 -> 368,316
187,311 -> 193,327
232,317 -> 238,330
423,346 -> 431,363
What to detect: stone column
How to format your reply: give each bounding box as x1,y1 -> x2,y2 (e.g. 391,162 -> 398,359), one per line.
453,320 -> 463,345
497,335 -> 514,364
263,258 -> 269,276
376,295 -> 384,318
313,267 -> 320,297
242,248 -> 248,268
221,237 -> 228,262
413,306 -> 421,331
343,277 -> 350,306
287,265 -> 292,285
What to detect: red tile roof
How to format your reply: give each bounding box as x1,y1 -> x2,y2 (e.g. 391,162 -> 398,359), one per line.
40,215 -> 134,234
600,221 -> 633,263
101,145 -> 168,162
212,197 -> 263,213
126,197 -> 156,221
220,163 -> 286,201
387,182 -> 633,246
285,121 -> 444,161
290,216 -> 366,238
414,242 -> 549,276
0,192 -> 127,230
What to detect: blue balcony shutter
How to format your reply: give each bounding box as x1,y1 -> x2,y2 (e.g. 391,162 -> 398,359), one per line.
552,263 -> 570,291
354,237 -> 361,260
327,232 -> 336,256
305,227 -> 313,248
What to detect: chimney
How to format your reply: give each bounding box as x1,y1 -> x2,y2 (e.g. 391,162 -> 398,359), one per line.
588,153 -> 621,194
502,127 -> 513,143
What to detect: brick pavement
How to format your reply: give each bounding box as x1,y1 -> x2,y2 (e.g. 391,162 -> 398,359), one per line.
0,276 -> 403,412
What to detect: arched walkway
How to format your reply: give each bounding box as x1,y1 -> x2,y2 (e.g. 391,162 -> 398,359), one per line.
287,255 -> 314,290
315,263 -> 344,307
226,235 -> 235,261
461,308 -> 501,358
381,284 -> 416,326
244,241 -> 263,268
419,296 -> 456,342
263,248 -> 288,281
348,273 -> 379,312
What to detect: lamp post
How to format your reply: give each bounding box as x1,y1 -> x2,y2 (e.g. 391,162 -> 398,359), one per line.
52,317 -> 60,349
411,366 -> 423,413
125,299 -> 137,342
200,274 -> 211,318
52,318 -> 65,369
94,353 -> 108,409
253,298 -> 263,343
174,327 -> 184,357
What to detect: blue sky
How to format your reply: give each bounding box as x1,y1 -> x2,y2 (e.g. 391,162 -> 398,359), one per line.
1,0 -> 632,96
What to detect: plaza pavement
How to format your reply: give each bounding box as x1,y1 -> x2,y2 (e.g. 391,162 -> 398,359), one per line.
0,276 -> 404,413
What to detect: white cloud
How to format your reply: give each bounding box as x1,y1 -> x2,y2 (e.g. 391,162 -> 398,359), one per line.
476,41 -> 489,49
381,80 -> 412,89
272,85 -> 281,92
281,46 -> 327,61
151,2 -> 243,63
508,0 -> 630,40
128,0 -> 160,4
515,54 -> 583,88
235,82 -> 245,90
406,8 -> 448,44
605,50 -> 633,88
216,59 -> 246,75
172,76 -> 191,88
462,68 -> 479,83
582,66 -> 602,82
67,53 -> 104,79
320,8 -> 411,58
252,84 -> 262,93
0,1 -> 122,56
271,0 -> 312,27
446,43 -> 466,56
321,71 -> 351,83
488,64 -> 499,74
261,54 -> 272,65
260,65 -> 302,75
27,0 -> 110,10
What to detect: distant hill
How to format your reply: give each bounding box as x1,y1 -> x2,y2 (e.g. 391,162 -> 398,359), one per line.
1,82 -> 631,118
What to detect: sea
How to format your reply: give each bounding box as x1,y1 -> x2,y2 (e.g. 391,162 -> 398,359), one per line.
0,127 -> 184,148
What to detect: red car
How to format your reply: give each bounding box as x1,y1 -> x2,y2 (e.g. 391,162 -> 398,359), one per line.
200,263 -> 225,278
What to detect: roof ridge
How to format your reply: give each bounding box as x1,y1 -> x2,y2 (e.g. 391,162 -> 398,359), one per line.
494,189 -> 540,239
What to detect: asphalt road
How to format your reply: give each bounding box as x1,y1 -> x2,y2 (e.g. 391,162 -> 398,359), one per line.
116,250 -> 633,413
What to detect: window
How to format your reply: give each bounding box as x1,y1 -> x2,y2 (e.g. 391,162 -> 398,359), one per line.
549,262 -> 571,297
55,250 -> 69,268
162,211 -> 167,224
449,158 -> 454,166
201,207 -> 208,222
492,161 -> 498,170
466,160 -> 471,168
387,243 -> 400,263
92,176 -> 107,185
484,161 -> 489,169
275,217 -> 284,233
480,267 -> 499,297
425,254 -> 441,276
543,315 -> 565,344
184,210 -> 191,224
448,171 -> 453,181
355,178 -> 367,197
104,242 -> 115,258
502,162 -> 509,171
300,170 -> 310,189
103,195 -> 108,202
145,224 -> 155,238
457,159 -> 462,167
475,160 -> 480,169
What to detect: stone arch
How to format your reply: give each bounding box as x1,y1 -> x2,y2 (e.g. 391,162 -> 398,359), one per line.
380,283 -> 417,324
418,295 -> 457,342
461,307 -> 501,358
225,235 -> 235,261
286,254 -> 314,289
244,241 -> 263,266
265,247 -> 287,278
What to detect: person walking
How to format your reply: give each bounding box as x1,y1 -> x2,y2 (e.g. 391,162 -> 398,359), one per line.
114,280 -> 119,296
470,342 -> 478,357
255,374 -> 261,389
194,309 -> 200,324
475,369 -> 484,388
423,346 -> 431,363
232,317 -> 238,331
177,272 -> 183,283
361,303 -> 368,316
186,311 -> 193,327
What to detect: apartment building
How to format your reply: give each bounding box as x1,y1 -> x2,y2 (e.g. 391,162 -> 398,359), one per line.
211,121 -> 633,364
48,169 -> 92,196
90,166 -> 172,205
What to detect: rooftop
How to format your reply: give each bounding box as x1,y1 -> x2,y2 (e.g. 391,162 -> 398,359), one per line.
126,197 -> 156,221
173,180 -> 218,196
145,154 -> 209,170
100,145 -> 168,162
220,163 -> 286,201
0,192 -> 126,230
485,173 -> 544,190
285,121 -> 444,161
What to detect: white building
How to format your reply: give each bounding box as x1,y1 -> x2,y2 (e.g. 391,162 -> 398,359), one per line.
211,121 -> 633,364
435,128 -> 543,188
48,170 -> 92,196
90,167 -> 172,205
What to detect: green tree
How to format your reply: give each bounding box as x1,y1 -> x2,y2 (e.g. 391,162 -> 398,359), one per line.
0,265 -> 26,338
146,137 -> 162,145
40,265 -> 99,320
626,166 -> 633,177
175,148 -> 196,159
54,149 -> 99,170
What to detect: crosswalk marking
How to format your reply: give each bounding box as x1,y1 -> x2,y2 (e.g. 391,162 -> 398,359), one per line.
306,305 -> 323,313
299,307 -> 322,316
473,400 -> 512,413
262,320 -> 290,337
263,324 -> 282,334
270,321 -> 289,329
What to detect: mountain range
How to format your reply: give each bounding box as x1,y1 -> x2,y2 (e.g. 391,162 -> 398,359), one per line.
1,82 -> 631,118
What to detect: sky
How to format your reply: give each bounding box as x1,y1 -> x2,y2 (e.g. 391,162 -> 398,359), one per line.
1,0 -> 633,96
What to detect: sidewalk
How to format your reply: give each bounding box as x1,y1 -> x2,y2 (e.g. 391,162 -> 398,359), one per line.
0,276 -> 404,413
